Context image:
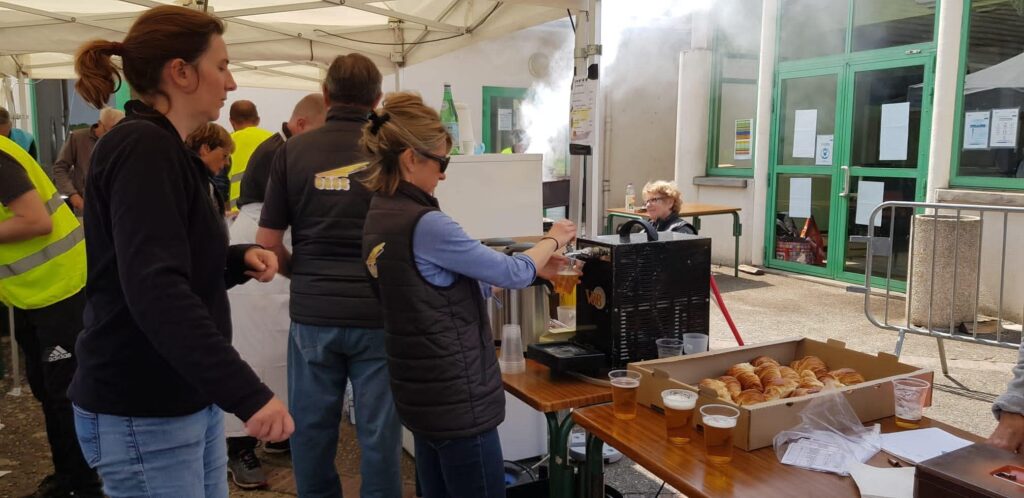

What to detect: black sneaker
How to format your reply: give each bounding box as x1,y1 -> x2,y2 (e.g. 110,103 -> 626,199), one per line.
227,448 -> 268,490
20,474 -> 72,498
263,439 -> 290,455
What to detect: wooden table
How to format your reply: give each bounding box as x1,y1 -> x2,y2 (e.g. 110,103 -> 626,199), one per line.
606,204 -> 743,277
572,403 -> 984,498
502,358 -> 612,498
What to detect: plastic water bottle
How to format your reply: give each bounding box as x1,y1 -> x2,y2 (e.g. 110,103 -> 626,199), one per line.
625,183 -> 636,211
440,83 -> 461,155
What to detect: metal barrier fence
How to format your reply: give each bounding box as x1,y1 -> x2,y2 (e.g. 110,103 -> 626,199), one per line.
863,201 -> 1024,375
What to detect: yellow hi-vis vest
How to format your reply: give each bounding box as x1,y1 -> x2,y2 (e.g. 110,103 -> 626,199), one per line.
228,126 -> 274,210
0,136 -> 86,310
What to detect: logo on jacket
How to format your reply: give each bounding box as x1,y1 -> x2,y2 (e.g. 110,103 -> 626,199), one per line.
45,346 -> 72,363
366,242 -> 386,279
314,161 -> 369,191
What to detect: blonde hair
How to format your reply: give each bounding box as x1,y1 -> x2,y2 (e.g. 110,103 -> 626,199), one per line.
185,122 -> 234,155
360,92 -> 453,195
642,180 -> 683,216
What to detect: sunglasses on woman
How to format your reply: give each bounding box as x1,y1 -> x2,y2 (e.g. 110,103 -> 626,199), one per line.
416,149 -> 451,173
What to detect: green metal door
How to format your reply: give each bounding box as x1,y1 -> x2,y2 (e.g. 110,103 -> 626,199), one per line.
767,53 -> 933,286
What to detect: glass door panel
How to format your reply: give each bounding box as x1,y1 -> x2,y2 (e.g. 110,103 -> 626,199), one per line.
842,176 -> 916,281
776,75 -> 839,166
774,174 -> 833,269
848,65 -> 926,169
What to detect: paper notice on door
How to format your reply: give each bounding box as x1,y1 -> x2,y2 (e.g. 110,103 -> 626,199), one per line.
789,177 -> 813,219
963,111 -> 991,150
780,438 -> 850,474
498,108 -> 513,131
815,134 -> 834,165
855,180 -> 885,227
879,102 -> 910,161
792,109 -> 817,158
990,108 -> 1019,148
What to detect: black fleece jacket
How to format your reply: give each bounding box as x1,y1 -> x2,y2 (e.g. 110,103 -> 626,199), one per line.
69,100 -> 273,421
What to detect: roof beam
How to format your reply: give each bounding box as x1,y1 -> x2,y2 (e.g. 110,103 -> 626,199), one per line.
402,0 -> 464,60
321,0 -> 466,33
230,61 -> 321,83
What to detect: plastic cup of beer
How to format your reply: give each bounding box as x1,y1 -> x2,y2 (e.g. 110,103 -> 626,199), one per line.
893,377 -> 931,429
661,389 -> 698,445
701,404 -> 739,464
656,338 -> 685,358
609,370 -> 642,420
552,263 -> 581,296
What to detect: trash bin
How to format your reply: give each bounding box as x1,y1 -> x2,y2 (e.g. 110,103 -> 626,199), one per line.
907,213 -> 982,329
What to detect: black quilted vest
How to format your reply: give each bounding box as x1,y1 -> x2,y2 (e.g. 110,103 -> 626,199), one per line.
362,181 -> 505,439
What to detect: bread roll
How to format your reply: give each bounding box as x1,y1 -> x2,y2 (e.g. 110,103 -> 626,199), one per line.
734,388 -> 767,406
755,363 -> 782,388
817,373 -> 845,389
699,378 -> 732,402
718,375 -> 742,400
751,355 -> 779,367
764,382 -> 796,400
798,370 -> 824,390
829,368 -> 865,385
726,362 -> 755,379
779,366 -> 800,385
790,355 -> 828,377
787,387 -> 821,398
734,370 -> 763,392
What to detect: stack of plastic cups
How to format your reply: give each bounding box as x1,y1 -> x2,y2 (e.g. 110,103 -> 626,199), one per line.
499,324 -> 526,374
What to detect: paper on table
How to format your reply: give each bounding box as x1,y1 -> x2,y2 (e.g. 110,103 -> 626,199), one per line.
879,102 -> 910,161
990,108 -> 1019,148
780,438 -> 850,474
792,109 -> 818,158
789,177 -> 812,219
848,462 -> 916,498
855,180 -> 885,227
880,428 -> 973,464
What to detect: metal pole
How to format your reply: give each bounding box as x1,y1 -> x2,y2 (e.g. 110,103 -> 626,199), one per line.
8,306 -> 21,396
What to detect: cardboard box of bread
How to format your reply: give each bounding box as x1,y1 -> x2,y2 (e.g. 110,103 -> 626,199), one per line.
628,337 -> 933,450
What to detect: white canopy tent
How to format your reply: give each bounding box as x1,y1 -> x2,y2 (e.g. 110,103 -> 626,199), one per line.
0,0 -> 583,90
964,51 -> 1024,94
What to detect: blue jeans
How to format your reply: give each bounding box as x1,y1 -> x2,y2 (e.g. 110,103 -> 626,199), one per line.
72,404 -> 228,498
288,322 -> 402,498
413,428 -> 505,498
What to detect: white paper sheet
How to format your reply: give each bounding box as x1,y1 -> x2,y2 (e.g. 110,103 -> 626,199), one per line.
848,462 -> 916,498
855,180 -> 885,227
792,110 -> 818,158
498,108 -> 513,131
990,108 -> 1019,148
781,439 -> 850,474
963,111 -> 991,149
0,471 -> 10,479
789,177 -> 812,219
880,102 -> 910,161
880,428 -> 973,464
815,134 -> 834,165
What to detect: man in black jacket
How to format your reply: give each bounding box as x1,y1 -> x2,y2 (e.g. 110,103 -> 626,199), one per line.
256,54 -> 400,498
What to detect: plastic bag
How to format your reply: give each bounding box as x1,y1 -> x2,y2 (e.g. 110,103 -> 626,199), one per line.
773,390 -> 881,476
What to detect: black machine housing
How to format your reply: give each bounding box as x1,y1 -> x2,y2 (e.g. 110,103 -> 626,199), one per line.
571,222 -> 711,369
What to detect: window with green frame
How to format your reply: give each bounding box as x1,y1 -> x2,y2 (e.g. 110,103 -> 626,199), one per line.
707,0 -> 761,177
951,0 -> 1024,189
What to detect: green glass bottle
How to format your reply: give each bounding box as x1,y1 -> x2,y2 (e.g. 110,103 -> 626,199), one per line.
440,83 -> 461,155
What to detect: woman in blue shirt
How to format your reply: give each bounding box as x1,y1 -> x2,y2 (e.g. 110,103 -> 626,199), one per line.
360,92 -> 576,498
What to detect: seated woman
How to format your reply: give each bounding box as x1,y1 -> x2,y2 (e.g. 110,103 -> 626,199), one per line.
642,180 -> 696,234
360,92 -> 577,498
